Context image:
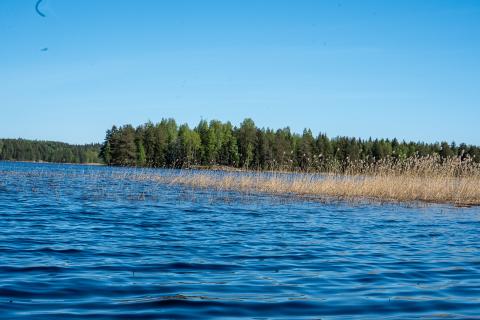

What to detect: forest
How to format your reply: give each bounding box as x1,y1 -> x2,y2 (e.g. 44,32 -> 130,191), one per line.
0,139 -> 101,164
2,119 -> 479,170
99,118 -> 480,171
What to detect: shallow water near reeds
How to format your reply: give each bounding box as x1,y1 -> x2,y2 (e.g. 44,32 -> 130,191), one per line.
1,161 -> 480,319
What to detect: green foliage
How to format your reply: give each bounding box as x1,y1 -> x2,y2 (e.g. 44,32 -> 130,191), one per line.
177,124 -> 201,167
98,118 -> 480,171
0,139 -> 101,163
237,118 -> 257,168
136,141 -> 146,167
109,125 -> 137,166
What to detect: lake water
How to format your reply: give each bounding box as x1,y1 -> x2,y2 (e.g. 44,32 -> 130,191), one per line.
1,161 -> 480,319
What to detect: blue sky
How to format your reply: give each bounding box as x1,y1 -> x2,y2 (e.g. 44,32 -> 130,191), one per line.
1,0 -> 479,144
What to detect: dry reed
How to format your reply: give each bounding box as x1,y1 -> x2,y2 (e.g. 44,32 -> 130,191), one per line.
3,155 -> 478,206
129,155 -> 480,206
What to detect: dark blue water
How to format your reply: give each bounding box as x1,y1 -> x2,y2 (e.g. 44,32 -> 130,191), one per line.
1,162 -> 480,319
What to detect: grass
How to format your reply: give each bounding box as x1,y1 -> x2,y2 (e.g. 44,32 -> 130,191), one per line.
127,155 -> 480,206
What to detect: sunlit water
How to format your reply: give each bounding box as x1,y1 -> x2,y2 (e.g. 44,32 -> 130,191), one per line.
1,162 -> 480,319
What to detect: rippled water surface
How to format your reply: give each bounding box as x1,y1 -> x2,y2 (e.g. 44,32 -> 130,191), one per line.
1,162 -> 480,319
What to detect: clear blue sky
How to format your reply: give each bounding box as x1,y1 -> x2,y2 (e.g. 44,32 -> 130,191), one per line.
1,0 -> 479,144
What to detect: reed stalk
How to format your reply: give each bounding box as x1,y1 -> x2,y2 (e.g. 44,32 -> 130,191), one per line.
131,155 -> 480,206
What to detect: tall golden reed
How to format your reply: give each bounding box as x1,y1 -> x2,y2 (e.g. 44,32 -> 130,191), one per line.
129,155 -> 480,206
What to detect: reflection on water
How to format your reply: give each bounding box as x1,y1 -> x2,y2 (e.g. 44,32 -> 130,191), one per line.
1,161 -> 480,319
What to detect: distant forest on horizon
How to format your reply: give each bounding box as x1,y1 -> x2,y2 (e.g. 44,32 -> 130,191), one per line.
0,139 -> 100,164
1,118 -> 479,169
98,118 -> 480,170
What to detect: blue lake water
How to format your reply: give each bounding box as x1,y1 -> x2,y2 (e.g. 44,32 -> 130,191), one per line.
1,161 -> 480,319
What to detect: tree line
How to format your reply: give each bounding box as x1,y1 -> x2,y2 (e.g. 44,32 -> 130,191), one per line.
100,118 -> 480,171
0,139 -> 101,164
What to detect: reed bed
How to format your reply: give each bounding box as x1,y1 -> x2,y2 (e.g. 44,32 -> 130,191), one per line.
128,155 -> 480,206
2,155 -> 479,206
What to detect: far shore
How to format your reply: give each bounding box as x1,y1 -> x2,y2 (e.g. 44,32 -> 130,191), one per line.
0,160 -> 105,166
